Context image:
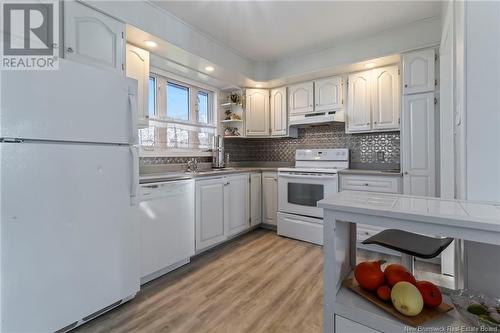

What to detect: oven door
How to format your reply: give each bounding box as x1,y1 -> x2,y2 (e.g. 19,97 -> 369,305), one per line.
278,172 -> 338,218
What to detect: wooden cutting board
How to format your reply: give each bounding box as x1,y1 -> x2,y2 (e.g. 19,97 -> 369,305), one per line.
343,278 -> 453,327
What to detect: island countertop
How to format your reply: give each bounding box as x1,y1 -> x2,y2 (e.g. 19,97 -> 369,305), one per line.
318,191 -> 500,236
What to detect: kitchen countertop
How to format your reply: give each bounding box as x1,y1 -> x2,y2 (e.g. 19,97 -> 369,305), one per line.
140,167 -> 280,184
338,169 -> 402,176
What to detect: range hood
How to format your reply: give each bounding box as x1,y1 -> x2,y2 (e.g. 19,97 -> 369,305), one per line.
289,109 -> 345,126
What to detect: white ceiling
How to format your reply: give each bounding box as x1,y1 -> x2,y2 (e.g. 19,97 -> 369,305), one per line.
152,1 -> 441,62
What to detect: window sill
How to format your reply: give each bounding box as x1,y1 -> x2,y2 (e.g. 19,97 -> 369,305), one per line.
139,148 -> 212,158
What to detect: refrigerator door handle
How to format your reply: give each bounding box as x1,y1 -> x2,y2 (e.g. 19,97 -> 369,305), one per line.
128,93 -> 138,145
130,145 -> 139,205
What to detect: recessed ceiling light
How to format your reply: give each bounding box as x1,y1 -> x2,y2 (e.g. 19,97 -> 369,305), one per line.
144,40 -> 158,48
205,66 -> 215,72
255,83 -> 263,88
365,62 -> 376,68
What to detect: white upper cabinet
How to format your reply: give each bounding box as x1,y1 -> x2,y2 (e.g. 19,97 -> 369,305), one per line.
347,71 -> 372,132
371,66 -> 400,131
126,44 -> 149,128
402,93 -> 436,196
64,1 -> 125,74
402,48 -> 435,95
245,89 -> 270,136
314,76 -> 343,111
270,87 -> 287,136
288,81 -> 314,115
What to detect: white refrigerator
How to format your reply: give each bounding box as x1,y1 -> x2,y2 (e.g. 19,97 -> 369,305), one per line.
1,60 -> 140,332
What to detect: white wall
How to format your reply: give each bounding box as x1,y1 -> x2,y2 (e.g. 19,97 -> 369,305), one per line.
464,1 -> 500,203
459,0 -> 500,297
257,16 -> 442,82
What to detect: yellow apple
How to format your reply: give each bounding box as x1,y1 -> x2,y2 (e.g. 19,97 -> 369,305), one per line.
391,281 -> 424,316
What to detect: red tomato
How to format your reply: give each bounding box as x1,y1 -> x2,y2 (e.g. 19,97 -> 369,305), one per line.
376,285 -> 391,302
385,268 -> 417,287
384,263 -> 408,275
416,281 -> 442,308
354,261 -> 385,291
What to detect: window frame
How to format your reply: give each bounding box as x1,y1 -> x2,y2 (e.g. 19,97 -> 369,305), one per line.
141,69 -> 217,157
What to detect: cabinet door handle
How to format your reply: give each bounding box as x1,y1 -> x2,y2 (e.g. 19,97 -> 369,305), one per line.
366,122 -> 370,125
66,47 -> 74,53
404,171 -> 409,175
404,84 -> 408,88
374,121 -> 377,124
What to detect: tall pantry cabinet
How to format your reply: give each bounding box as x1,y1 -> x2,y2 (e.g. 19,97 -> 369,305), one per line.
401,48 -> 437,197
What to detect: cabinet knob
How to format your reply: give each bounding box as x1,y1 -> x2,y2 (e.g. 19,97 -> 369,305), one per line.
374,121 -> 377,124
309,104 -> 313,107
366,122 -> 370,125
363,183 -> 369,186
66,47 -> 74,53
404,171 -> 409,175
404,84 -> 408,88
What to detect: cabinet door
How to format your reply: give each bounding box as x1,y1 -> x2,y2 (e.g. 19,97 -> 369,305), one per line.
288,81 -> 314,115
372,66 -> 400,131
126,44 -> 149,128
195,179 -> 226,251
270,87 -> 288,136
262,172 -> 278,226
250,173 -> 262,226
346,71 -> 371,133
402,48 -> 435,95
314,76 -> 343,111
402,93 -> 436,196
225,174 -> 249,237
245,89 -> 270,136
64,1 -> 125,74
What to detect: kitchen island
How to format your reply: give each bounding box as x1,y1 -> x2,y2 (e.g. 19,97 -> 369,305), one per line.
318,191 -> 500,333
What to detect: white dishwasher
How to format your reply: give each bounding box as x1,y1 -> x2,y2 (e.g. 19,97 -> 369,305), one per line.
139,179 -> 195,284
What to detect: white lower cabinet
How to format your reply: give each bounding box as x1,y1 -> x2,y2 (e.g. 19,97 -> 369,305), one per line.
225,174 -> 250,237
335,315 -> 380,333
195,174 -> 250,252
262,172 -> 278,226
339,173 -> 402,252
250,173 -> 262,226
195,178 -> 226,251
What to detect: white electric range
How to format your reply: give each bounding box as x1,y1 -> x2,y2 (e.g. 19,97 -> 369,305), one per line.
277,149 -> 349,245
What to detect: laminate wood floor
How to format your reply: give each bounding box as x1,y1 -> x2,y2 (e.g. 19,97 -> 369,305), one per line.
73,229 -> 323,333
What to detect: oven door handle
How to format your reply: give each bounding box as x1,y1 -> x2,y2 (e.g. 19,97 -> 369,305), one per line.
279,173 -> 338,180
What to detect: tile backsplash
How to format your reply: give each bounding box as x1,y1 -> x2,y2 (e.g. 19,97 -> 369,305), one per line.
140,124 -> 400,169
224,123 -> 400,167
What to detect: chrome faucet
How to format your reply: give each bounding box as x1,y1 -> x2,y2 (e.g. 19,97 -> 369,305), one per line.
186,158 -> 199,173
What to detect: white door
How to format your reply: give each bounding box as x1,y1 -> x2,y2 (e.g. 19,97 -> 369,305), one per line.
402,93 -> 436,196
371,66 -> 401,131
262,172 -> 278,226
288,81 -> 314,115
245,89 -> 270,136
195,178 -> 226,251
314,76 -> 343,111
250,173 -> 262,226
225,174 -> 250,236
1,142 -> 139,333
126,44 -> 149,128
1,59 -> 137,144
270,87 -> 288,136
347,71 -> 372,132
402,48 -> 435,95
64,0 -> 125,74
